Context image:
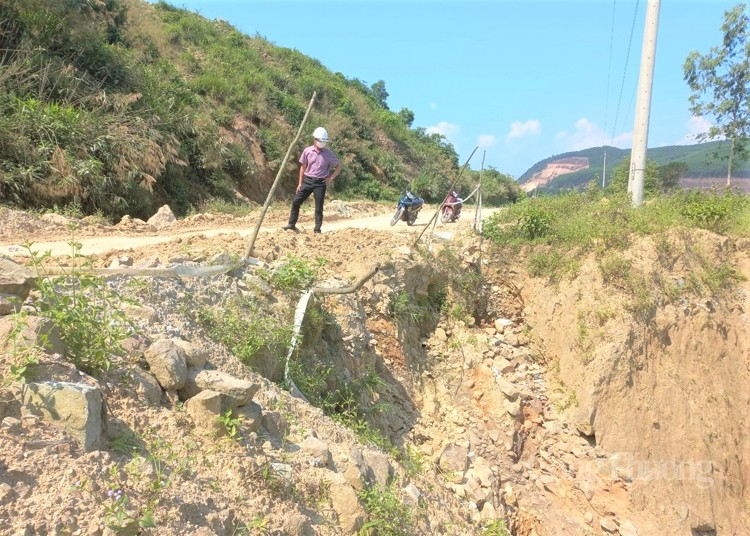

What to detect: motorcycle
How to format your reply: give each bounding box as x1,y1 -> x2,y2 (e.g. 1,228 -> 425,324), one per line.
441,190 -> 463,223
390,190 -> 424,226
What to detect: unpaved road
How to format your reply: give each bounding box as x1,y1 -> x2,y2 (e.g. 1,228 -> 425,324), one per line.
0,205 -> 498,258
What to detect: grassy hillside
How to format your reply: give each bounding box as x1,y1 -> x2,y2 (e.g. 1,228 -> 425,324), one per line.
0,0 -> 520,220
519,141 -> 750,193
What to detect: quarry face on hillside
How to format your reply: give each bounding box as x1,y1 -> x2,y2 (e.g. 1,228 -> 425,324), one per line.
521,157 -> 589,192
1,206 -> 749,536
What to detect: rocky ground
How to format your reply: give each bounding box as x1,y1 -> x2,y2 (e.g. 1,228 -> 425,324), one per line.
1,202 -> 748,536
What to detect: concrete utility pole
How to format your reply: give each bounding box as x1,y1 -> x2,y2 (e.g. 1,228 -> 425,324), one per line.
628,0 -> 660,207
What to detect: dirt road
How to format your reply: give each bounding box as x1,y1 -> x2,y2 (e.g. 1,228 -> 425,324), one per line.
0,205 -> 497,258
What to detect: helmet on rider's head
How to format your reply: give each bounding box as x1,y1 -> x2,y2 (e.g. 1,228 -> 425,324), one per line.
313,127 -> 329,142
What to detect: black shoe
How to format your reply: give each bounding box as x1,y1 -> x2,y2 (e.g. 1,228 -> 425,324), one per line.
313,229 -> 322,234
282,224 -> 297,231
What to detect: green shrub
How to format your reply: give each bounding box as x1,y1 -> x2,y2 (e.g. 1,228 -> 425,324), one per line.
528,251 -> 580,282
678,189 -> 749,233
358,483 -> 413,536
517,204 -> 552,239
483,519 -> 510,536
260,257 -> 326,295
1,311 -> 44,385
27,242 -> 134,374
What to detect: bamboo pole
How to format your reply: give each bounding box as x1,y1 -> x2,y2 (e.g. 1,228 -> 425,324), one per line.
244,92 -> 317,260
310,265 -> 378,294
473,151 -> 485,233
414,146 -> 478,247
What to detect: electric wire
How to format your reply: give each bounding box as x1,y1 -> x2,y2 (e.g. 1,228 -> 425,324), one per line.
602,0 -> 617,148
610,0 -> 641,145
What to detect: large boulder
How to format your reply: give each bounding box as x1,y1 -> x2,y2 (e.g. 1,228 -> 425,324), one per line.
22,381 -> 105,451
0,256 -> 34,315
0,315 -> 65,358
146,205 -> 176,230
143,339 -> 189,390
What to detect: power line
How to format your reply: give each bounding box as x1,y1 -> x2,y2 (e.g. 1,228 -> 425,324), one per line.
603,0 -> 617,148
602,0 -> 619,187
610,0 -> 641,145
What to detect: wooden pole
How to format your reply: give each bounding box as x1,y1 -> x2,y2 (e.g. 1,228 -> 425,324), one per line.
244,92 -> 317,260
414,146 -> 478,247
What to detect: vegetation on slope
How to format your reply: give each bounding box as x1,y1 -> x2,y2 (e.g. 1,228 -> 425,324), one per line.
0,0 -> 520,221
484,183 -> 749,299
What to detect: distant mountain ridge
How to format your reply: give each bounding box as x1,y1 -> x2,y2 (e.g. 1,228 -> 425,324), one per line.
519,141 -> 750,193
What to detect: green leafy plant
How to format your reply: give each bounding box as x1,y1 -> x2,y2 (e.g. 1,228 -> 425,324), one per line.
72,431 -> 189,535
527,251 -> 580,283
233,516 -> 270,535
598,254 -> 632,289
358,483 -> 413,536
259,256 -> 326,295
397,444 -> 426,478
483,519 -> 510,536
517,204 -> 552,239
1,311 -> 44,385
678,189 -> 748,232
218,408 -> 242,439
26,241 -> 134,374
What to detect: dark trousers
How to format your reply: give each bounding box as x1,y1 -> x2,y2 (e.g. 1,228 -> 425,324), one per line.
288,176 -> 327,231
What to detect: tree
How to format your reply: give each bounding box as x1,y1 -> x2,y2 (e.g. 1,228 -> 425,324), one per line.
370,80 -> 389,109
684,3 -> 750,186
659,162 -> 688,192
608,157 -> 661,197
398,107 -> 414,128
466,167 -> 523,205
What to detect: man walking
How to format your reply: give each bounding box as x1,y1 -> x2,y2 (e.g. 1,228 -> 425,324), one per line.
283,126 -> 341,234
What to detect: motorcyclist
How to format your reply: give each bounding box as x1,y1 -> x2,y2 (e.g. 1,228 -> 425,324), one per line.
447,189 -> 463,218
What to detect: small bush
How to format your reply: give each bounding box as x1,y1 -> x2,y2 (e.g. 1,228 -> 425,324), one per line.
27,242 -> 134,374
527,251 -> 580,282
358,483 -> 413,536
260,257 -> 326,296
678,189 -> 749,233
517,204 -> 552,239
483,519 -> 510,536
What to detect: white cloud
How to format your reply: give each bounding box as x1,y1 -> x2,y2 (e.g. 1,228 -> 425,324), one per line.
506,119 -> 541,141
477,134 -> 496,148
555,117 -> 631,150
426,121 -> 459,140
566,118 -> 601,150
676,116 -> 715,144
612,130 -> 632,147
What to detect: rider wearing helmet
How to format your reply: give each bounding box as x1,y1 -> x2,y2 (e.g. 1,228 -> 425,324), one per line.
283,126 -> 342,234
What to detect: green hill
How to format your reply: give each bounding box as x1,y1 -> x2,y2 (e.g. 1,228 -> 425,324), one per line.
0,0 -> 520,220
519,141 -> 750,193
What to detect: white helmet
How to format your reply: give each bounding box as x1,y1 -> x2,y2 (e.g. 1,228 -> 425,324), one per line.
313,127 -> 329,142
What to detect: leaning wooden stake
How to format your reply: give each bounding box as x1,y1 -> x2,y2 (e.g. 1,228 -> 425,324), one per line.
311,265 -> 379,294
414,146 -> 478,247
244,91 -> 317,260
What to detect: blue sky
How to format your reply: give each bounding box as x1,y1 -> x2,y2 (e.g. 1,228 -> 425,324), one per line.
160,0 -> 741,178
